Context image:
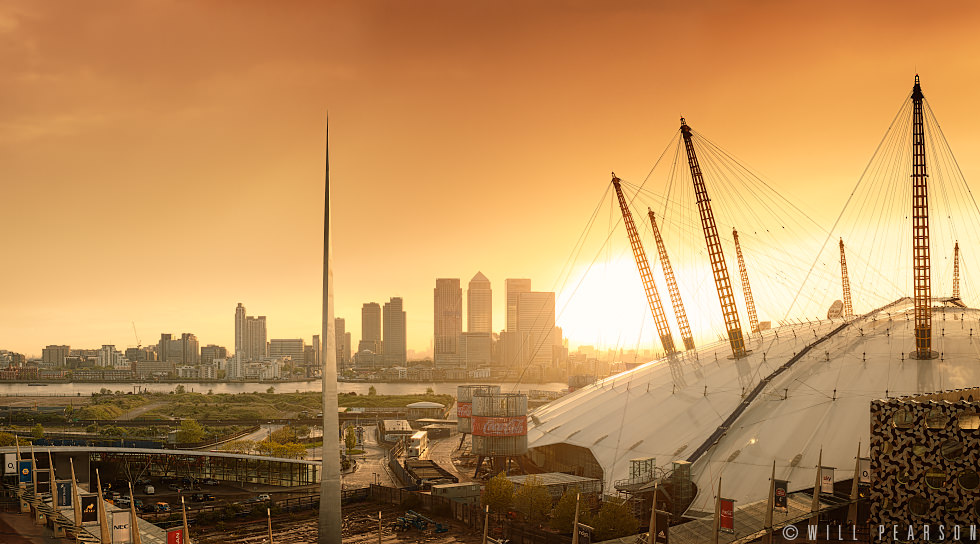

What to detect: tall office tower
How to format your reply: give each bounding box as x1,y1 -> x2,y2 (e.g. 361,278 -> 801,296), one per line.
518,291 -> 557,367
505,279 -> 532,333
360,303 -> 382,354
434,278 -> 463,366
344,332 -> 351,363
42,345 -> 70,366
334,319 -> 346,367
467,272 -> 492,334
235,303 -> 248,362
246,316 -> 268,360
383,297 -> 407,366
158,333 -> 173,362
180,333 -> 200,364
312,334 -> 322,370
201,345 -> 227,364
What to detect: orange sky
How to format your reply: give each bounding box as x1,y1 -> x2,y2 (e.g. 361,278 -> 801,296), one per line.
4,1 -> 980,357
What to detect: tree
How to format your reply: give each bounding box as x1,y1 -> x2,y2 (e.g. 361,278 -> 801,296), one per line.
550,487 -> 580,533
590,497 -> 638,541
368,386 -> 377,396
425,387 -> 434,395
0,432 -> 16,447
513,475 -> 552,524
31,424 -> 45,439
174,385 -> 186,395
344,426 -> 357,452
176,419 -> 205,443
482,472 -> 514,513
266,386 -> 275,394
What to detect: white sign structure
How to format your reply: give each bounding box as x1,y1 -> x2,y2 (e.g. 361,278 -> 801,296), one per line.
112,511 -> 131,544
820,466 -> 836,493
859,458 -> 871,484
4,453 -> 15,475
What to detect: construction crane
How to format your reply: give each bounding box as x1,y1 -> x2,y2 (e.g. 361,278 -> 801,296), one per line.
680,118 -> 746,358
648,208 -> 695,350
132,322 -> 141,349
910,75 -> 934,359
953,241 -> 961,300
840,238 -> 854,317
732,228 -> 760,334
611,174 -> 677,355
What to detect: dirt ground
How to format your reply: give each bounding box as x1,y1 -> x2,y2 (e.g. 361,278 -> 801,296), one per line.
192,501 -> 486,544
1,396 -> 91,408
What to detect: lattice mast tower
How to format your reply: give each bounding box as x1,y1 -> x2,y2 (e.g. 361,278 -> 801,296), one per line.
953,241 -> 961,300
910,75 -> 933,359
680,119 -> 746,358
732,228 -> 760,334
649,209 -> 695,350
839,238 -> 854,317
611,174 -> 677,355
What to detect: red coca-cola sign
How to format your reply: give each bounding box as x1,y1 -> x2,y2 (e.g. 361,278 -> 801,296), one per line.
719,498 -> 735,533
472,416 -> 527,437
457,402 -> 472,418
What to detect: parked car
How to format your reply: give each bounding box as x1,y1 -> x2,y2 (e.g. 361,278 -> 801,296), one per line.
257,494 -> 271,502
116,498 -> 131,508
167,483 -> 182,492
144,485 -> 155,495
155,502 -> 171,512
136,478 -> 151,486
202,478 -> 219,486
140,504 -> 156,514
192,493 -> 216,502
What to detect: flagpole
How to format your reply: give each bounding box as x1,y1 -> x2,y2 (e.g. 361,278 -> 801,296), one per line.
810,447 -> 822,527
764,460 -> 775,544
572,493 -> 581,544
182,496 -> 192,544
70,458 -> 81,527
51,450 -> 60,510
847,442 -> 860,525
713,478 -> 721,544
482,505 -> 489,544
318,115 -> 342,544
648,483 -> 658,544
128,482 -> 143,544
268,508 -> 274,544
96,469 -> 109,544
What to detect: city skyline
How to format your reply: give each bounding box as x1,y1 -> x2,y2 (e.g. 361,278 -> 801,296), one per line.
5,2 -> 980,358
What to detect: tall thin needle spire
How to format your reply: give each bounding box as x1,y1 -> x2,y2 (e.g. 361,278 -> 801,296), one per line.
319,115 -> 342,542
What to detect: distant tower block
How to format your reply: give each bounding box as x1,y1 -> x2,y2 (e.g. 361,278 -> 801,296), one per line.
840,238 -> 854,317
732,228 -> 760,334
910,75 -> 935,360
649,209 -> 695,350
680,118 -> 746,358
611,174 -> 677,355
953,241 -> 961,300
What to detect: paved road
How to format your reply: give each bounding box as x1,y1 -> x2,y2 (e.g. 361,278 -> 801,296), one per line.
340,425 -> 396,488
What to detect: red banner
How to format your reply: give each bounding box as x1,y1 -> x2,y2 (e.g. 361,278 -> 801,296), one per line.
456,402 -> 472,418
719,498 -> 735,533
167,528 -> 184,544
472,416 -> 527,437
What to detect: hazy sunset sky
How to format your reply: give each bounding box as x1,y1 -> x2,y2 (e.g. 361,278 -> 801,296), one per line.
4,1 -> 980,357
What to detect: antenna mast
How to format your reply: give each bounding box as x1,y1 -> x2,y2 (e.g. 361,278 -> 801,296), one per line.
911,75 -> 934,359
840,238 -> 853,317
953,241 -> 961,300
649,209 -> 695,350
732,228 -> 759,334
611,174 -> 676,355
680,119 -> 746,358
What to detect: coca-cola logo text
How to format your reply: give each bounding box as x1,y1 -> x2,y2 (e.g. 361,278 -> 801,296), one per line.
472,416 -> 527,437
457,402 -> 472,418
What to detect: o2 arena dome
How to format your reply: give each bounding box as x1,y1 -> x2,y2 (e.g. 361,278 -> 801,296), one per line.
526,76 -> 980,516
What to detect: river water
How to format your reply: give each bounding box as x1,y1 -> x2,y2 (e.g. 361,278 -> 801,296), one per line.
0,381 -> 566,397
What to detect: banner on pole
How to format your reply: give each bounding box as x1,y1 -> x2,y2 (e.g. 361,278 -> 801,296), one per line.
576,523 -> 593,544
774,480 -> 789,511
820,467 -> 835,493
859,458 -> 871,484
719,498 -> 735,533
654,510 -> 670,543
57,481 -> 73,507
18,460 -> 32,483
167,528 -> 185,544
112,510 -> 131,544
81,494 -> 99,523
36,469 -> 50,493
3,453 -> 15,474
